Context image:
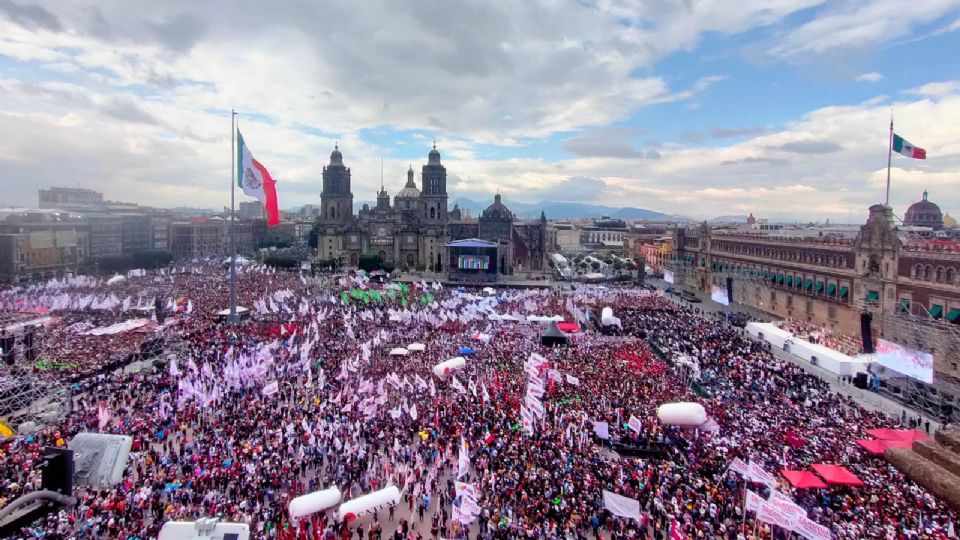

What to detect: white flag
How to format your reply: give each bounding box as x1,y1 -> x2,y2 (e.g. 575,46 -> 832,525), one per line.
457,437 -> 470,479
627,415 -> 643,434
261,381 -> 279,396
565,374 -> 580,386
602,490 -> 641,522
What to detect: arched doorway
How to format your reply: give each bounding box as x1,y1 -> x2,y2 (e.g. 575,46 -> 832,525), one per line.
406,253 -> 415,267
378,250 -> 387,261
349,253 -> 358,266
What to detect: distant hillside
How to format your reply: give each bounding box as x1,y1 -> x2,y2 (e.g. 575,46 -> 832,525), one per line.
710,214 -> 748,223
452,197 -> 674,220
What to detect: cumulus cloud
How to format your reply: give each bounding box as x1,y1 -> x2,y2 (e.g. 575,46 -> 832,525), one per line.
778,140 -> 843,154
856,72 -> 884,82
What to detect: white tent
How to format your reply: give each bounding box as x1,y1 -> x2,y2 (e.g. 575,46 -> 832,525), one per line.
223,255 -> 252,266
389,347 -> 410,356
216,306 -> 249,316
106,275 -> 126,285
407,343 -> 426,352
482,287 -> 496,295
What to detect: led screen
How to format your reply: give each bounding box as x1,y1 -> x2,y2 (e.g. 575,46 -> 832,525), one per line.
711,284 -> 730,306
875,338 -> 934,384
457,255 -> 490,270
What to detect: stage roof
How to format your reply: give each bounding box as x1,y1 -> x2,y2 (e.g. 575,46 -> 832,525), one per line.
446,238 -> 497,248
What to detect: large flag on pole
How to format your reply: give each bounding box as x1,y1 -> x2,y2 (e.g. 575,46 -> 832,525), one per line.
237,130 -> 280,226
892,133 -> 926,159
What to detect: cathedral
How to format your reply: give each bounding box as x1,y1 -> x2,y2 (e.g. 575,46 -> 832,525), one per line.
316,144 -> 548,275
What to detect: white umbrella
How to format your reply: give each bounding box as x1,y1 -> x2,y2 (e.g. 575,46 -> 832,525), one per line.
389,347 -> 410,356
407,343 -> 426,352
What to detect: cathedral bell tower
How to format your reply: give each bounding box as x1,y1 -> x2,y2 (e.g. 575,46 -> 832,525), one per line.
320,144 -> 353,225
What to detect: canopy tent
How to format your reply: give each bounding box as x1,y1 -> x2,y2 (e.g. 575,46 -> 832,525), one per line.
407,343 -> 426,352
388,347 -> 409,356
223,255 -> 252,266
856,439 -> 913,456
811,464 -> 865,486
106,275 -> 126,285
458,347 -> 475,355
215,306 -> 249,316
556,322 -> 581,333
540,322 -> 569,347
865,428 -> 929,443
482,287 -> 496,295
781,470 -> 828,489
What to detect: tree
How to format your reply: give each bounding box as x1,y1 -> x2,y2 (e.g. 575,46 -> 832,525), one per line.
613,262 -> 623,271
358,254 -> 385,272
590,261 -> 601,270
308,223 -> 321,249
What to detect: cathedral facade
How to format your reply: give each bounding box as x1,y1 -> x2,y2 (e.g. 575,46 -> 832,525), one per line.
316,145 -> 548,274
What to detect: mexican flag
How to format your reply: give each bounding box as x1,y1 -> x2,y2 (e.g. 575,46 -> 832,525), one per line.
237,130 -> 280,226
892,133 -> 926,159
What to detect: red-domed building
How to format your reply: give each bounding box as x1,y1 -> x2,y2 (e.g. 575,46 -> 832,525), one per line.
903,191 -> 944,230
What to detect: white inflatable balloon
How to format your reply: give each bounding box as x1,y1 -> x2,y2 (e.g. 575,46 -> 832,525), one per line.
289,487 -> 342,520
433,357 -> 466,378
657,402 -> 707,426
337,486 -> 400,522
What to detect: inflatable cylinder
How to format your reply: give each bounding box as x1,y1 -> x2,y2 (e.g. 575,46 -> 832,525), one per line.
657,402 -> 707,426
289,487 -> 342,520
601,307 -> 616,326
433,357 -> 466,378
336,486 -> 400,522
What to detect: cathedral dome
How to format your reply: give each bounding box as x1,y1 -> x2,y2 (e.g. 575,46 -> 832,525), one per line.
396,165 -> 421,198
944,212 -> 957,229
904,191 -> 943,230
481,193 -> 513,221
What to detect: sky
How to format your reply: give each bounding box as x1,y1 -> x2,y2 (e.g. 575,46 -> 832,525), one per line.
1,0 -> 959,222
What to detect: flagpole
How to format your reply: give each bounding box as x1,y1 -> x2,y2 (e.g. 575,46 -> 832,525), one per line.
230,109 -> 238,324
885,111 -> 893,206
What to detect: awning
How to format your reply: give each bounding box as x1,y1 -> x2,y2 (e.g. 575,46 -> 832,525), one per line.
777,274 -> 784,284
811,464 -> 865,486
781,470 -> 828,489
804,279 -> 814,290
929,305 -> 943,318
947,308 -> 960,322
839,286 -> 849,299
897,299 -> 911,313
855,439 -> 888,456
826,284 -> 837,297
785,276 -> 793,286
816,282 -> 825,293
865,290 -> 879,302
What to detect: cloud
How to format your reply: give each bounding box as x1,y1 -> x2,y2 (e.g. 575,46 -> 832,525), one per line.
765,0 -> 960,60
99,95 -> 159,125
0,0 -> 61,31
563,127 -> 653,158
778,140 -> 843,154
856,72 -> 884,82
710,126 -> 768,139
148,12 -> 208,53
721,156 -> 789,167
905,80 -> 960,97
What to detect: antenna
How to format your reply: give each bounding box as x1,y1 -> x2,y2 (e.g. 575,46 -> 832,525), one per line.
380,157 -> 383,190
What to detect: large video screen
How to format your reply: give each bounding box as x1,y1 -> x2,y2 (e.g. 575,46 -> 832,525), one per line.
458,255 -> 490,271
875,338 -> 934,384
663,269 -> 674,284
711,284 -> 730,306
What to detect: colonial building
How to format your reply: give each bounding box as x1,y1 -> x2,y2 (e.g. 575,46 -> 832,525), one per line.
671,196 -> 960,390
316,145 -> 548,274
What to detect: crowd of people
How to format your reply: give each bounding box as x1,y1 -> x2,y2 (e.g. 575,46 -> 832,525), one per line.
0,262 -> 956,539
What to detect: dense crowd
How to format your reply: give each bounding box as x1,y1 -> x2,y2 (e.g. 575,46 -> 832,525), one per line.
0,263 -> 956,539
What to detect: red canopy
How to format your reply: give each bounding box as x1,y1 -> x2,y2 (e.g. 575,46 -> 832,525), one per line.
865,428 -> 929,442
557,322 -> 581,333
812,464 -> 865,486
781,469 -> 827,489
856,439 -> 887,455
